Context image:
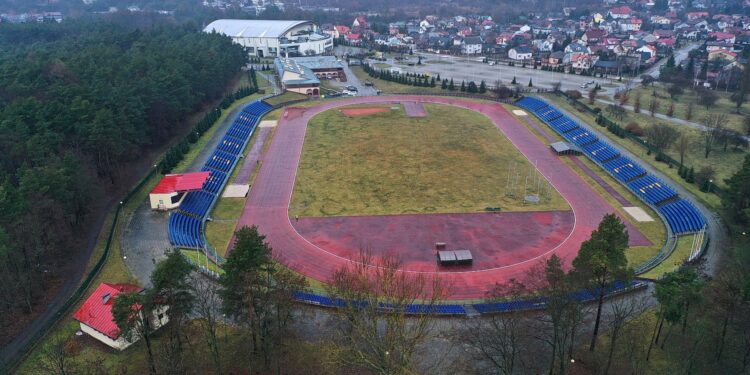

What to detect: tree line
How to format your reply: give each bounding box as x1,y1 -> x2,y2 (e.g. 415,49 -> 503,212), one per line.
0,20 -> 247,337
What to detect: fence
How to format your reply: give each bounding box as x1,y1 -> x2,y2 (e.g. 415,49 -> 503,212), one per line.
554,90 -> 725,197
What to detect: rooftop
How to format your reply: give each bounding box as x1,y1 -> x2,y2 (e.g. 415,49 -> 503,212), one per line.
151,172 -> 210,194
73,283 -> 142,339
203,19 -> 313,39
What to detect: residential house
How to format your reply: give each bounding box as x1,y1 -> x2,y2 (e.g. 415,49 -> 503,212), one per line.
582,29 -> 607,44
608,6 -> 632,20
508,46 -> 533,60
461,36 -> 483,55
73,283 -> 170,351
708,48 -> 738,62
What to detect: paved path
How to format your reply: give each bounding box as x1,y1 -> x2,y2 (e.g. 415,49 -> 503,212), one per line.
234,126 -> 271,185
237,96 -> 650,300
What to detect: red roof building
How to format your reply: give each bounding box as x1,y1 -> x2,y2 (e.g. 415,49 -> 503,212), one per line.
74,283 -> 141,339
151,172 -> 210,194
149,172 -> 210,210
73,283 -> 170,350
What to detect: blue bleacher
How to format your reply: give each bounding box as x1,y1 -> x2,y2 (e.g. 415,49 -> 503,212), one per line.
205,150 -> 236,173
604,157 -> 647,183
582,141 -> 620,163
658,199 -> 706,234
178,191 -> 214,217
515,95 -> 707,239
167,99 -> 273,252
217,136 -> 243,155
628,175 -> 678,205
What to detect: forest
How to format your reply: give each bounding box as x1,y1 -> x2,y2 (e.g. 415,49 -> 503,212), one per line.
0,20 -> 247,340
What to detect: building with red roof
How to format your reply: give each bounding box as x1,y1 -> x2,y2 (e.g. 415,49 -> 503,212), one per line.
149,171 -> 210,210
73,283 -> 170,350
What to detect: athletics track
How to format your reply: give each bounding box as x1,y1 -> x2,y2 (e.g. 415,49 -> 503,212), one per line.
236,96 -> 650,300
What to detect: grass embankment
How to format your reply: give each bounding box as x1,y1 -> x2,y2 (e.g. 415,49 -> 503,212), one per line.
290,103 -> 569,217
506,105 -> 667,272
264,91 -> 308,107
205,198 -> 246,258
544,94 -> 734,210
640,235 -> 696,279
624,84 -> 748,133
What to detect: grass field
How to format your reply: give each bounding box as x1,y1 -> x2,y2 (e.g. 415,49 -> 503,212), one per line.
624,84 -> 748,133
290,103 -> 569,217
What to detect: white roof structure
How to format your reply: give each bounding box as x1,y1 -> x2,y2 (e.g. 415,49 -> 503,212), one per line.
203,19 -> 312,39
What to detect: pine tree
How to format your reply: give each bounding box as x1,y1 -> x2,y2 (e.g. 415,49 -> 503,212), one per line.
460,81 -> 466,92
441,79 -> 448,90
449,78 -> 455,91
479,80 -> 487,94
511,76 -> 517,85
528,78 -> 533,87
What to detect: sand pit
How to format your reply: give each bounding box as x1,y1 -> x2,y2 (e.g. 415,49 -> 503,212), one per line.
340,107 -> 390,117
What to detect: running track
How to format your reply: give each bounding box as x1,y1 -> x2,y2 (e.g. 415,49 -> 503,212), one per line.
237,96 -> 649,300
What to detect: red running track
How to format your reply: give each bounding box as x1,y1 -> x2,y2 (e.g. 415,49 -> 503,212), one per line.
237,96 -> 650,300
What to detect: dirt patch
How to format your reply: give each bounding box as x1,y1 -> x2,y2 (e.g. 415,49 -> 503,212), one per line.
340,107 -> 390,117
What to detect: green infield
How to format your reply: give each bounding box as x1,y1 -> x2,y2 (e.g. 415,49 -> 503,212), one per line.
290,103 -> 570,217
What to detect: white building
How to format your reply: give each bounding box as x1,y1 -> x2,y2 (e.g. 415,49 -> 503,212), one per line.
203,19 -> 333,57
73,283 -> 170,351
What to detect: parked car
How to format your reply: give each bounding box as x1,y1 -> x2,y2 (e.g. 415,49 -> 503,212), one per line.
343,90 -> 357,96
580,83 -> 589,88
346,85 -> 358,92
364,80 -> 373,86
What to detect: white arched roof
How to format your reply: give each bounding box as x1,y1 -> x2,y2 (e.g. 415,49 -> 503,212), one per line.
203,19 -> 313,39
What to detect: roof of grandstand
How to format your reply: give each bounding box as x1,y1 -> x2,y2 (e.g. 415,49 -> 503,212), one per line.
151,172 -> 210,194
203,19 -> 313,39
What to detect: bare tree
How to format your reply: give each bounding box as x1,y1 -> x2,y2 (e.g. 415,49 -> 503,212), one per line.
686,101 -> 694,120
702,114 -> 727,158
676,133 -> 690,166
34,333 -> 75,375
649,97 -> 660,117
458,279 -> 538,374
633,93 -> 641,113
325,251 -> 446,374
193,276 -> 224,374
644,123 -> 679,152
603,295 -> 649,375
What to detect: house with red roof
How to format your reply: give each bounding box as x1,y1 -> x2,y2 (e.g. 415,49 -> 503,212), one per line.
149,171 -> 210,210
710,32 -> 736,44
608,6 -> 632,20
73,283 -> 169,350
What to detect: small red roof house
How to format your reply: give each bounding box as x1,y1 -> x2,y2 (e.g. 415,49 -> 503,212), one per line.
73,283 -> 170,351
709,32 -> 736,43
608,6 -> 632,19
332,25 -> 350,38
149,171 -> 210,210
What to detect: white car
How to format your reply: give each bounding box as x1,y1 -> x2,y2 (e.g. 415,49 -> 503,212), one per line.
343,90 -> 357,96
